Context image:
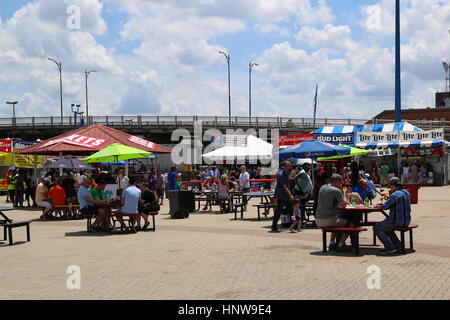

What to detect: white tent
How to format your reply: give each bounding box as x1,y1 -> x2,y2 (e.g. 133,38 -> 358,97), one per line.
202,135 -> 273,163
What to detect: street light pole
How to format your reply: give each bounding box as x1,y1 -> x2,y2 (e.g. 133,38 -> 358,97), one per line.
48,58 -> 63,123
85,69 -> 97,125
219,51 -> 231,119
249,62 -> 258,118
6,101 -> 18,119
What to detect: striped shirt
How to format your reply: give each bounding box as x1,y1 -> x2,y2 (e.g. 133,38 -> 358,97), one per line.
382,188 -> 411,227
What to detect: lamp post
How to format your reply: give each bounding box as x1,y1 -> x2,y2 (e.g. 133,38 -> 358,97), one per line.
85,69 -> 97,125
219,51 -> 231,119
6,101 -> 18,127
48,58 -> 63,123
249,62 -> 258,118
394,0 -> 401,123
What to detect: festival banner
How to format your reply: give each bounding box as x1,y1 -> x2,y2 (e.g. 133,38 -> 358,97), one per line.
128,135 -> 156,149
0,140 -> 12,153
278,133 -> 313,146
314,132 -> 355,145
40,135 -> 106,149
356,128 -> 444,145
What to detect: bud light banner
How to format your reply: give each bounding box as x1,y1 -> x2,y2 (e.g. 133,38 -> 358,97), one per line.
314,133 -> 355,145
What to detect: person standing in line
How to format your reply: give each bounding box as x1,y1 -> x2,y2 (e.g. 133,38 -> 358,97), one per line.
402,163 -> 410,184
239,165 -> 251,212
14,169 -> 25,207
271,161 -> 294,233
167,166 -> 178,191
117,168 -> 129,197
410,162 -> 419,184
7,169 -> 16,205
156,169 -> 165,205
381,163 -> 389,187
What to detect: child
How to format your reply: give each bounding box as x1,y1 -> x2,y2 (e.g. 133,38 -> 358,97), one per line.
289,199 -> 302,233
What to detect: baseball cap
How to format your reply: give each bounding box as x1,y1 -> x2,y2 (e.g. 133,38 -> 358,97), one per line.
43,177 -> 51,182
389,177 -> 401,186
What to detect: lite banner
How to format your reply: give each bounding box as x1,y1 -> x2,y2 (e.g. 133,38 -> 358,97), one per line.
314,132 -> 355,145
278,133 -> 314,146
356,128 -> 444,145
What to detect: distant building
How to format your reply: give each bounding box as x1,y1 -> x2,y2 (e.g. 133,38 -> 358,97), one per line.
372,92 -> 450,128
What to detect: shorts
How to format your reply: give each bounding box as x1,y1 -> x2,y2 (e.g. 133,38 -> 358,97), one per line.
156,188 -> 164,198
80,206 -> 99,216
149,185 -> 157,191
38,200 -> 52,209
217,194 -> 230,200
315,217 -> 349,228
65,196 -> 77,204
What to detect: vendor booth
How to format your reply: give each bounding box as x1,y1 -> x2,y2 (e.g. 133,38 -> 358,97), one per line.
313,122 -> 449,186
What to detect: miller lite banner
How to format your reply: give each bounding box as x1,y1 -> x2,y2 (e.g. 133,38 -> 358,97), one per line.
278,133 -> 313,146
314,132 -> 355,145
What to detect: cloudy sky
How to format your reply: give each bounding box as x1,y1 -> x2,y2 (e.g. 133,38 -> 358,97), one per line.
0,0 -> 449,120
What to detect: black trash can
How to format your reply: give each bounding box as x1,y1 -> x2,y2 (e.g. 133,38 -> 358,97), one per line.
168,190 -> 195,219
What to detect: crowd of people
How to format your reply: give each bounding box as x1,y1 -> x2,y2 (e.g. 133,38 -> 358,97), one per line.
272,160 -> 412,255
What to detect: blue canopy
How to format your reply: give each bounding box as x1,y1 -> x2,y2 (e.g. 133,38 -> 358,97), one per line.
274,139 -> 351,160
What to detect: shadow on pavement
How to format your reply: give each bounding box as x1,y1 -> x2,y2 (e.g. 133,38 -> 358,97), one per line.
310,247 -> 417,257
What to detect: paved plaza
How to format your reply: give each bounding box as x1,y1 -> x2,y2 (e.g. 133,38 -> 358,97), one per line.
0,186 -> 449,300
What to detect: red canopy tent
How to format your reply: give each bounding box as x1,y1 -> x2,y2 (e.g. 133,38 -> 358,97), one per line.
18,124 -> 172,156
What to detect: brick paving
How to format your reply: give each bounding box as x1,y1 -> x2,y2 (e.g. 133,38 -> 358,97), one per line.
0,186 -> 449,300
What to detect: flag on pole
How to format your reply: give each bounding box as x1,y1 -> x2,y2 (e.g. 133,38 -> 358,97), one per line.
313,84 -> 318,126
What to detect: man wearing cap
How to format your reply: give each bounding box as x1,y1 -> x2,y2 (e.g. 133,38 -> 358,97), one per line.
374,177 -> 411,255
271,161 -> 294,233
36,177 -> 54,220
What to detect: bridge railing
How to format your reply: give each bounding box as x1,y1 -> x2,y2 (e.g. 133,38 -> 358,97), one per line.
0,115 -> 449,133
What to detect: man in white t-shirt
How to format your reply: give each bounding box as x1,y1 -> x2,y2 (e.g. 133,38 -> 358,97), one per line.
239,165 -> 251,211
117,168 -> 130,196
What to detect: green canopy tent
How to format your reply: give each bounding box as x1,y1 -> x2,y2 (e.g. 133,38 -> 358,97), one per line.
82,143 -> 152,164
316,145 -> 368,161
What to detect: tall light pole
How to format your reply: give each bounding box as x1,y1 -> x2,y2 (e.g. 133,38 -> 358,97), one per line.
6,101 -> 18,118
219,51 -> 231,118
85,69 -> 97,125
48,58 -> 63,123
249,62 -> 258,118
394,0 -> 401,123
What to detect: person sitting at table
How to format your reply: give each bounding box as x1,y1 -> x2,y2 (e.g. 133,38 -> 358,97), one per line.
90,180 -> 110,229
48,180 -> 67,218
77,177 -> 107,232
217,174 -> 233,213
315,174 -> 356,252
37,177 -> 55,220
117,178 -> 141,233
374,177 -> 411,255
137,183 -> 160,230
202,176 -> 215,212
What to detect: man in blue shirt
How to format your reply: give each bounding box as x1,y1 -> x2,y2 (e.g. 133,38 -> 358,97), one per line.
167,166 -> 178,191
374,177 -> 411,255
117,177 -> 142,233
77,177 -> 107,231
271,161 -> 294,233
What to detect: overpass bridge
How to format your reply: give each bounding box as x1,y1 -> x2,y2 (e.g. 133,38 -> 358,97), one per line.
1,115 -> 449,143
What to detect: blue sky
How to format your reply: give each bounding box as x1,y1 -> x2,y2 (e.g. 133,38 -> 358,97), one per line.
0,0 -> 449,119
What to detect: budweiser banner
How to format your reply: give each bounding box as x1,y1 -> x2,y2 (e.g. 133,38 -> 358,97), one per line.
40,134 -> 106,149
314,132 -> 355,145
128,135 -> 155,149
278,133 -> 313,146
0,140 -> 12,153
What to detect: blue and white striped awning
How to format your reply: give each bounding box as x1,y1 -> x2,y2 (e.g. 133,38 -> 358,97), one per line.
314,122 -> 448,149
314,122 -> 422,134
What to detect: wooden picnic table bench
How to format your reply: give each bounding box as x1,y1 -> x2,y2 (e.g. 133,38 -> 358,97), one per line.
2,220 -> 31,246
320,227 -> 368,255
82,212 -> 159,232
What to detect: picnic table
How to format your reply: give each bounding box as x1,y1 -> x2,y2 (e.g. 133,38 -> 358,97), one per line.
0,207 -> 13,224
339,204 -> 388,226
193,190 -> 243,212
